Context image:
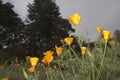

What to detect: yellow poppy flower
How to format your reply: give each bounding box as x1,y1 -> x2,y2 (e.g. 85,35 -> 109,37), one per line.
64,37 -> 74,45
68,13 -> 82,27
102,30 -> 110,41
1,77 -> 8,80
81,47 -> 87,55
28,67 -> 34,73
41,54 -> 53,64
96,26 -> 101,34
55,45 -> 63,56
30,57 -> 39,67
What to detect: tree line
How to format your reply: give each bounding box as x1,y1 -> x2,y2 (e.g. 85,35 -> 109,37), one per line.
0,0 -> 120,60
0,0 -> 75,59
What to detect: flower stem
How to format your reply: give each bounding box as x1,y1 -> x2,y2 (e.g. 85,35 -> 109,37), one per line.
82,55 -> 84,80
33,67 -> 37,80
46,68 -> 50,80
87,49 -> 98,80
91,54 -> 95,80
70,47 -> 77,57
58,55 -> 65,80
69,45 -> 72,59
97,40 -> 107,80
48,64 -> 52,80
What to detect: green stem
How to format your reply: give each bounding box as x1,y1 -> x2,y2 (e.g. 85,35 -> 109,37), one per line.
87,49 -> 98,80
97,40 -> 107,80
58,56 -> 60,68
69,47 -> 77,57
48,64 -> 52,80
46,68 -> 50,80
99,34 -> 101,48
82,55 -> 84,80
72,66 -> 76,76
113,48 -> 116,71
58,56 -> 65,80
34,67 -> 37,80
70,47 -> 81,68
91,53 -> 95,80
68,45 -> 72,59
60,71 -> 65,80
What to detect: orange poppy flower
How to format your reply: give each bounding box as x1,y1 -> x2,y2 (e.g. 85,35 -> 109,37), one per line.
68,13 -> 82,27
81,47 -> 87,55
41,54 -> 53,64
109,39 -> 117,45
28,67 -> 34,73
96,26 -> 101,34
43,50 -> 53,56
0,66 -> 3,70
109,32 -> 112,39
55,45 -> 63,56
1,77 -> 8,80
64,37 -> 74,45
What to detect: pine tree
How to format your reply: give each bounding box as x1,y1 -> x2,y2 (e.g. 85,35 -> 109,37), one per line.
0,1 -> 27,62
26,0 -> 74,56
0,2 -> 25,47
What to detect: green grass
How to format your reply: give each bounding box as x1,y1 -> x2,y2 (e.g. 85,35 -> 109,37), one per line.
0,38 -> 120,80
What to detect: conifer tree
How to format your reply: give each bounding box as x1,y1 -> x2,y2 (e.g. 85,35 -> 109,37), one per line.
0,1 -> 25,47
27,0 -> 74,55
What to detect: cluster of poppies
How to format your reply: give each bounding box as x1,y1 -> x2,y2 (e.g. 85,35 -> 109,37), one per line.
29,12 -> 113,69
21,14 -> 116,80
1,12 -> 115,80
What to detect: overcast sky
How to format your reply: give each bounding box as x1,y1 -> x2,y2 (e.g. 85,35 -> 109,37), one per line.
3,0 -> 120,41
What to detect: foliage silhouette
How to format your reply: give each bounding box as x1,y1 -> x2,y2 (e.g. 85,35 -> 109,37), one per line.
114,29 -> 120,43
0,1 -> 25,47
26,0 -> 75,56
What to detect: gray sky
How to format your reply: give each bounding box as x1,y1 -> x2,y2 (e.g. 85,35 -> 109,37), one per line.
3,0 -> 120,41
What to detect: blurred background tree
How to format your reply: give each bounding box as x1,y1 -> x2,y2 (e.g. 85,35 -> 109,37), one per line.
113,29 -> 120,43
0,0 -> 27,63
0,0 -> 75,60
0,0 -> 26,47
26,0 -> 75,56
